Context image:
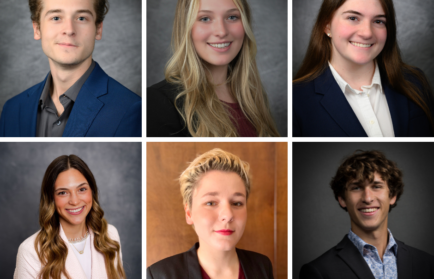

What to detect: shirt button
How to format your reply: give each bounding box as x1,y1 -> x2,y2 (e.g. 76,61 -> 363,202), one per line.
56,121 -> 62,126
370,120 -> 375,125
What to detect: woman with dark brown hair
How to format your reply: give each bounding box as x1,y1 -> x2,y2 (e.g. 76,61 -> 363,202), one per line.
293,0 -> 434,137
14,155 -> 126,279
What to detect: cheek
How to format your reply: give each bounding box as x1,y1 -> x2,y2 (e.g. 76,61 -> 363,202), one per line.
191,24 -> 209,45
54,196 -> 64,211
231,23 -> 245,40
376,29 -> 387,45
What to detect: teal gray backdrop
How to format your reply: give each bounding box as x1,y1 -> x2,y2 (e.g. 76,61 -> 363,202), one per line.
0,142 -> 141,279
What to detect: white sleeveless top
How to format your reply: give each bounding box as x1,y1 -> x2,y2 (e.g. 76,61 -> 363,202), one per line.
69,234 -> 92,279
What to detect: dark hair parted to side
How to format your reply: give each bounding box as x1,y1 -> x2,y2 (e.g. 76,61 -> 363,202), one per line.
293,0 -> 434,129
35,155 -> 125,279
330,150 -> 404,212
29,0 -> 109,26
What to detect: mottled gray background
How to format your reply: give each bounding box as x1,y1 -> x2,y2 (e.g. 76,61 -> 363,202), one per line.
0,0 -> 142,117
147,0 -> 288,136
293,142 -> 434,278
293,0 -> 434,86
0,142 -> 141,279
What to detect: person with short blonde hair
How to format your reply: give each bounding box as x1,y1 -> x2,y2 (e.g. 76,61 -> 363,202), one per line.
147,148 -> 274,278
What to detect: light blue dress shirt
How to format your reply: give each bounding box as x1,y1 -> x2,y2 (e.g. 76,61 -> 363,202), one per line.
348,229 -> 398,279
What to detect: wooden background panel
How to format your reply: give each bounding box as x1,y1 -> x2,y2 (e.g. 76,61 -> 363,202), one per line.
147,142 -> 287,279
276,143 -> 288,278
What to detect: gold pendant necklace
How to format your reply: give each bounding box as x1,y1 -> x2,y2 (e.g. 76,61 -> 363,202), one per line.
69,231 -> 88,254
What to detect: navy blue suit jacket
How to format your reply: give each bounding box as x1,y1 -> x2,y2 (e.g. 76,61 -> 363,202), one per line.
0,62 -> 141,137
300,235 -> 434,279
293,67 -> 433,137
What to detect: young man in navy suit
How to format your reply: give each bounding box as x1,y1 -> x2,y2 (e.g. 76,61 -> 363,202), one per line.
300,150 -> 434,279
0,0 -> 141,137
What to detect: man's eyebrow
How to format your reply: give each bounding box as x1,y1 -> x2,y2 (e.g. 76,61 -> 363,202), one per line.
233,192 -> 246,198
342,10 -> 386,18
55,182 -> 89,192
201,191 -> 219,197
44,9 -> 94,18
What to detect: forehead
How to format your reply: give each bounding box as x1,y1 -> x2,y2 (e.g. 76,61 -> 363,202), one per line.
347,172 -> 387,186
335,0 -> 385,15
198,0 -> 238,12
40,0 -> 95,12
193,170 -> 246,198
54,168 -> 88,189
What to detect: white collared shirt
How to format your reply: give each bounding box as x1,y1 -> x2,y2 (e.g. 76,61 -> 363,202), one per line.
329,62 -> 395,137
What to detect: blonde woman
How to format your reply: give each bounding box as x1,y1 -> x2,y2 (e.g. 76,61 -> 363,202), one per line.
147,0 -> 280,137
14,155 -> 125,279
146,149 -> 274,278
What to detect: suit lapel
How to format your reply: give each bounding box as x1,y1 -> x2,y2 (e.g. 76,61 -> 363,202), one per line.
382,77 -> 409,137
62,63 -> 108,137
336,236 -> 376,279
19,77 -> 47,136
186,243 -> 203,279
90,228 -> 108,279
315,68 -> 367,137
396,240 -> 412,278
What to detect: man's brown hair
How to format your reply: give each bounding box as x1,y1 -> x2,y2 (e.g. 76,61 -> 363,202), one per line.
29,0 -> 109,26
330,150 -> 404,212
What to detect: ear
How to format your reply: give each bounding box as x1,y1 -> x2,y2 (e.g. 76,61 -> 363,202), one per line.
390,195 -> 397,206
33,22 -> 41,40
338,196 -> 347,209
95,22 -> 103,40
324,23 -> 331,37
184,204 -> 193,225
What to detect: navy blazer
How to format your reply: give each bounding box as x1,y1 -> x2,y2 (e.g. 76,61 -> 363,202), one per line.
293,67 -> 433,137
147,243 -> 274,279
0,62 -> 141,137
300,235 -> 434,279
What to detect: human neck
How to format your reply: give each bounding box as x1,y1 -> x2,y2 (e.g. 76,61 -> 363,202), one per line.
330,59 -> 375,91
197,241 -> 239,278
351,221 -> 389,260
207,63 -> 236,103
49,57 -> 92,100
60,219 -> 88,240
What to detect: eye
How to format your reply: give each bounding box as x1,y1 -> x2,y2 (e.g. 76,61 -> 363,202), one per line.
348,16 -> 358,21
200,17 -> 210,22
57,191 -> 67,196
374,19 -> 385,25
52,16 -> 60,21
351,186 -> 360,191
79,187 -> 87,192
228,15 -> 239,21
205,201 -> 217,206
233,202 -> 244,206
78,17 -> 86,21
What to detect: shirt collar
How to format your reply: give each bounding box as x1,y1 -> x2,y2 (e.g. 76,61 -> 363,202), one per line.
348,229 -> 398,257
39,60 -> 96,106
328,61 -> 383,95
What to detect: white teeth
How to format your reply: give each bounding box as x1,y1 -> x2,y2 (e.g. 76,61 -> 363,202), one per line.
209,43 -> 230,48
351,41 -> 373,48
360,208 -> 378,213
67,207 -> 83,213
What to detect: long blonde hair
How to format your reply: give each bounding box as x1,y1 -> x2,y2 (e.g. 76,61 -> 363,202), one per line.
34,155 -> 126,279
165,0 -> 280,137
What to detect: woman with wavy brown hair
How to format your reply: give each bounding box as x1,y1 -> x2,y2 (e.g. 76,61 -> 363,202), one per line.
14,155 -> 126,279
293,0 -> 434,137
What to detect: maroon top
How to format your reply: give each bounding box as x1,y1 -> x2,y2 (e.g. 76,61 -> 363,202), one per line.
222,101 -> 257,137
200,262 -> 245,279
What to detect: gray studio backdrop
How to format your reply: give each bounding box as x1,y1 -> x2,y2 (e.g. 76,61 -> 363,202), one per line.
147,0 -> 288,136
0,142 -> 141,279
293,142 -> 434,278
293,0 -> 434,86
0,0 -> 142,116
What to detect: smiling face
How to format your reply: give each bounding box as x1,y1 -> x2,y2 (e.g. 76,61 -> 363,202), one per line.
33,0 -> 102,68
326,0 -> 387,69
191,0 -> 245,69
185,170 -> 247,252
338,172 -> 397,236
54,168 -> 93,229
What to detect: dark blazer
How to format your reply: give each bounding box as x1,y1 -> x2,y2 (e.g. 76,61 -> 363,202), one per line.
147,80 -> 190,137
300,235 -> 434,279
147,243 -> 274,279
293,67 -> 433,137
0,62 -> 141,137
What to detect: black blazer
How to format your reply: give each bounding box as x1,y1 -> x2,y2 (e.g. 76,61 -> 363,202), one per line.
300,235 -> 434,279
147,80 -> 191,137
147,243 -> 274,279
293,67 -> 434,137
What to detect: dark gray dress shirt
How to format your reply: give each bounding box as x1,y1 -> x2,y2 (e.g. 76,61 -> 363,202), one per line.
36,61 -> 95,137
